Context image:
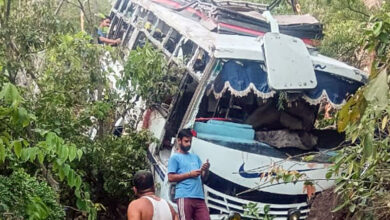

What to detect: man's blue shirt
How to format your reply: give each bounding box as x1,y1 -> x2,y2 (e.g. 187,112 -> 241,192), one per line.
97,28 -> 106,44
168,152 -> 204,199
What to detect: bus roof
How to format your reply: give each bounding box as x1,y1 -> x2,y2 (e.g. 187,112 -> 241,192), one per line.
129,0 -> 366,83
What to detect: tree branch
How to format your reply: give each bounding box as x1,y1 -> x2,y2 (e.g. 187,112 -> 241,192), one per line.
347,0 -> 369,17
39,162 -> 59,192
55,0 -> 66,15
76,0 -> 91,24
236,178 -> 337,196
64,205 -> 83,212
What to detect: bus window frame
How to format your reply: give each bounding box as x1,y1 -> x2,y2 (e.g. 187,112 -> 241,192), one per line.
178,58 -> 218,130
120,0 -> 130,13
112,2 -> 213,87
114,0 -> 122,10
153,19 -> 170,43
122,24 -> 135,47
124,2 -> 137,22
173,39 -> 199,66
108,15 -> 120,38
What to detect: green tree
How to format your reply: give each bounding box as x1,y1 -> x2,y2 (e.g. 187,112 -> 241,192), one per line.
0,169 -> 65,220
0,0 -> 151,219
325,2 -> 390,219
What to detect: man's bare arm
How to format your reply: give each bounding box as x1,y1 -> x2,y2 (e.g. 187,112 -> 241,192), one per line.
168,170 -> 201,182
127,202 -> 141,220
168,203 -> 179,220
99,36 -> 121,45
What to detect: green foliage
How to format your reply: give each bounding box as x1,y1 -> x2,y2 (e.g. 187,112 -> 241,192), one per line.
326,2 -> 390,219
58,0 -> 112,34
0,1 -> 119,218
0,0 -> 74,85
243,203 -> 274,220
364,9 -> 390,69
0,83 -> 96,216
0,169 -> 64,220
121,43 -> 181,107
78,130 -> 153,205
299,0 -> 369,66
33,31 -> 117,140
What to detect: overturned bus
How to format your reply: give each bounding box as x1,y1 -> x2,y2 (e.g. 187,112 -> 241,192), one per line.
108,0 -> 367,219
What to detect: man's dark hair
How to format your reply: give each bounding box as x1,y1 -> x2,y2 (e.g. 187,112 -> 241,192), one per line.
101,15 -> 110,21
178,128 -> 193,140
133,170 -> 154,191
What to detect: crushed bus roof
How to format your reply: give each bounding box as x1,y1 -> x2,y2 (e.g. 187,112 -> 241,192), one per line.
124,0 -> 366,83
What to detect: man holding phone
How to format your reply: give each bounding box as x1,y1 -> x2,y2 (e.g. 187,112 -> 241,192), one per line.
168,128 -> 210,220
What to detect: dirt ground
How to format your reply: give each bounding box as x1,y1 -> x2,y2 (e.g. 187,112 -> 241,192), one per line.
307,188 -> 347,220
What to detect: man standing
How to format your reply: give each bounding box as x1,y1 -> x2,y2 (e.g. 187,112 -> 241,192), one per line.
127,170 -> 178,220
168,128 -> 210,220
97,16 -> 121,45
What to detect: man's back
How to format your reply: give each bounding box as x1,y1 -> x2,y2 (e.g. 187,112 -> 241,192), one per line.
127,195 -> 174,220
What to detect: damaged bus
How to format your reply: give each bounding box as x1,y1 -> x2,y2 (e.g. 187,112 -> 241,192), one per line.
108,0 -> 367,219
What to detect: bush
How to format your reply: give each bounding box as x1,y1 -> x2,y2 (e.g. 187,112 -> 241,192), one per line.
0,169 -> 65,220
76,130 -> 154,217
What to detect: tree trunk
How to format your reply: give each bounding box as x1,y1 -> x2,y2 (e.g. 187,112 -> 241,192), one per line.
5,0 -> 11,22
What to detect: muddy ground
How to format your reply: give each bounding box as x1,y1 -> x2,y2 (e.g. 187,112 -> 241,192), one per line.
307,188 -> 347,220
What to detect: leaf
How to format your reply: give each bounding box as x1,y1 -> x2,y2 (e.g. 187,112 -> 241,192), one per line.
63,164 -> 70,177
337,98 -> 352,132
382,115 -> 388,130
13,140 -> 22,158
75,175 -> 82,189
75,189 -> 81,198
363,135 -> 374,160
17,107 -> 31,127
0,83 -> 22,106
351,131 -> 359,143
76,198 -> 87,211
373,21 -> 383,37
0,141 -> 5,163
58,167 -> 65,181
68,145 -> 77,162
77,149 -> 83,160
68,170 -> 75,187
363,70 -> 389,109
263,204 -> 270,213
326,171 -> 333,179
302,155 -> 315,162
37,151 -> 45,164
285,174 -> 294,183
21,148 -> 30,162
332,200 -> 349,212
348,161 -> 354,175
29,147 -> 38,162
46,132 -> 58,149
58,145 -> 69,162
349,203 -> 356,213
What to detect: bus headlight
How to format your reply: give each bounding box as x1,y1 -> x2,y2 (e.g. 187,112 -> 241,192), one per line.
228,212 -> 241,220
287,208 -> 301,220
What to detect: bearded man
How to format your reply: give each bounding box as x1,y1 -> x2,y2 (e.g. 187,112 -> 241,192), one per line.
168,128 -> 210,220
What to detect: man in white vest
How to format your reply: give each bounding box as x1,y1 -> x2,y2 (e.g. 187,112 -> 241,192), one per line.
127,170 -> 178,220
